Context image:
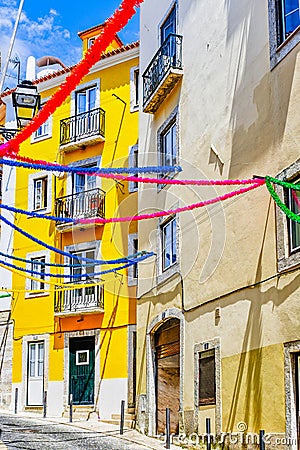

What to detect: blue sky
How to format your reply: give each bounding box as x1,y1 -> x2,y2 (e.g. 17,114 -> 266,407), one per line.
0,0 -> 140,89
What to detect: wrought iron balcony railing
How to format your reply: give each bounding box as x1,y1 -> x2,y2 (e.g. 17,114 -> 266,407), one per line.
54,279 -> 104,315
60,107 -> 105,146
143,34 -> 183,111
55,187 -> 105,221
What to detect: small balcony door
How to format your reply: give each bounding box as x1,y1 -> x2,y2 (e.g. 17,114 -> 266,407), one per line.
160,6 -> 176,43
76,87 -> 97,137
27,342 -> 44,406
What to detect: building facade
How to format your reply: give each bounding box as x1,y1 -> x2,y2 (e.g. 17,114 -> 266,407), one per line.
0,25 -> 140,420
136,0 -> 300,448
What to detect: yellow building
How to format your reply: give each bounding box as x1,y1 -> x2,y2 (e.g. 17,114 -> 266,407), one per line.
1,25 -> 140,420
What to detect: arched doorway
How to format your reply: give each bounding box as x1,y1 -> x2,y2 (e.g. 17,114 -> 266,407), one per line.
154,317 -> 180,434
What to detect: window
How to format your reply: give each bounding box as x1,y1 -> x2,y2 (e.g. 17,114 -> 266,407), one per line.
128,145 -> 138,192
76,86 -> 96,114
268,0 -> 300,67
287,179 -> 300,252
161,5 -> 176,43
32,102 -> 52,142
29,342 -> 44,378
88,36 -> 99,49
33,177 -> 48,210
274,159 -> 300,271
128,233 -> 138,286
161,121 -> 177,167
279,0 -> 300,44
158,109 -> 178,181
130,66 -> 139,112
161,216 -> 177,271
30,256 -> 46,291
29,172 -> 52,213
199,349 -> 216,406
73,165 -> 97,193
70,249 -> 96,282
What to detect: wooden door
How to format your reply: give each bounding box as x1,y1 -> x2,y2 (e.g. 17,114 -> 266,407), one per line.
155,318 -> 180,435
69,337 -> 95,405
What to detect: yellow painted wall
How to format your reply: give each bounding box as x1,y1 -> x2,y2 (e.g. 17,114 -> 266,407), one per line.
10,49 -> 139,392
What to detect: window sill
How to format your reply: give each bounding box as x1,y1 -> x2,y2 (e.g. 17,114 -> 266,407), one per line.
25,292 -> 49,299
157,262 -> 180,286
270,27 -> 300,69
31,133 -> 52,144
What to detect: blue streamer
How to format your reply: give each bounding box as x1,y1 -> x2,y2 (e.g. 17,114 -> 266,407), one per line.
0,202 -> 74,224
0,249 -> 143,269
0,213 -> 153,264
0,158 -> 182,175
0,252 -> 152,280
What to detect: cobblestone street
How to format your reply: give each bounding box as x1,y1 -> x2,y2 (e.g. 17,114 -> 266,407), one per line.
0,414 -> 161,450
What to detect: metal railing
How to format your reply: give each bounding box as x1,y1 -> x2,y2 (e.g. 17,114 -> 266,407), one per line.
143,34 -> 183,107
60,107 -> 105,146
55,187 -> 105,220
54,279 -> 104,314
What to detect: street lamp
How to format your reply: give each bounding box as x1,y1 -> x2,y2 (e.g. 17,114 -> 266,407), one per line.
0,80 -> 40,140
12,80 -> 40,128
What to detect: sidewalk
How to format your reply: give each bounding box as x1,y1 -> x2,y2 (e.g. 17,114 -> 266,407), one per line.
0,410 -> 179,450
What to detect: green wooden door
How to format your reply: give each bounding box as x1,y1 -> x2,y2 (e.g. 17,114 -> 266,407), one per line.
69,337 -> 95,405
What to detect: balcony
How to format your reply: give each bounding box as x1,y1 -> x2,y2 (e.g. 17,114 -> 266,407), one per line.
55,187 -> 105,230
54,280 -> 104,316
60,107 -> 105,151
143,34 -> 183,114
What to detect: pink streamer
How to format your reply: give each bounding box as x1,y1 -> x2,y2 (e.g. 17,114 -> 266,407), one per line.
77,181 -> 264,224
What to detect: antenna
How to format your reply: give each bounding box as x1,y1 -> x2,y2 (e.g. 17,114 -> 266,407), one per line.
0,0 -> 25,92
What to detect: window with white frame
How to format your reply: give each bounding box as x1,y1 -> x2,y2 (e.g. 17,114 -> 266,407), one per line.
32,102 -> 52,142
33,177 -> 48,210
30,256 -> 46,291
274,159 -> 300,271
26,251 -> 49,297
161,216 -> 177,271
130,66 -> 139,112
128,145 -> 138,193
70,248 -> 96,283
29,172 -> 52,213
88,36 -> 99,49
268,0 -> 300,67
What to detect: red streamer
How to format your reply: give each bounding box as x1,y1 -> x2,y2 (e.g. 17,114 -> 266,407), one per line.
0,0 -> 143,157
77,181 -> 265,224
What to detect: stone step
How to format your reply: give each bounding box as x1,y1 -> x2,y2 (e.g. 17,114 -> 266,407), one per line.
111,413 -> 135,421
100,418 -> 135,429
62,406 -> 98,421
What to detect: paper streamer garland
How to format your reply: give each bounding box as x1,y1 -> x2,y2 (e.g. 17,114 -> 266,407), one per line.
0,252 -> 152,280
0,157 -> 181,175
0,157 -> 261,187
265,176 -> 300,223
0,212 -> 154,264
76,181 -> 265,224
0,249 -> 141,268
0,0 -> 144,158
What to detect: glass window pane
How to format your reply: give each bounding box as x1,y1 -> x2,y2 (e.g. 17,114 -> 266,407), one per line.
88,88 -> 96,110
284,0 -> 300,36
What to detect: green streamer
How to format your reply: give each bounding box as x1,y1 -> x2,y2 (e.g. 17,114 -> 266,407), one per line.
265,176 -> 300,224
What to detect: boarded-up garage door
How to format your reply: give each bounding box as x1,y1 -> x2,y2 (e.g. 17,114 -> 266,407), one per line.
155,318 -> 180,435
